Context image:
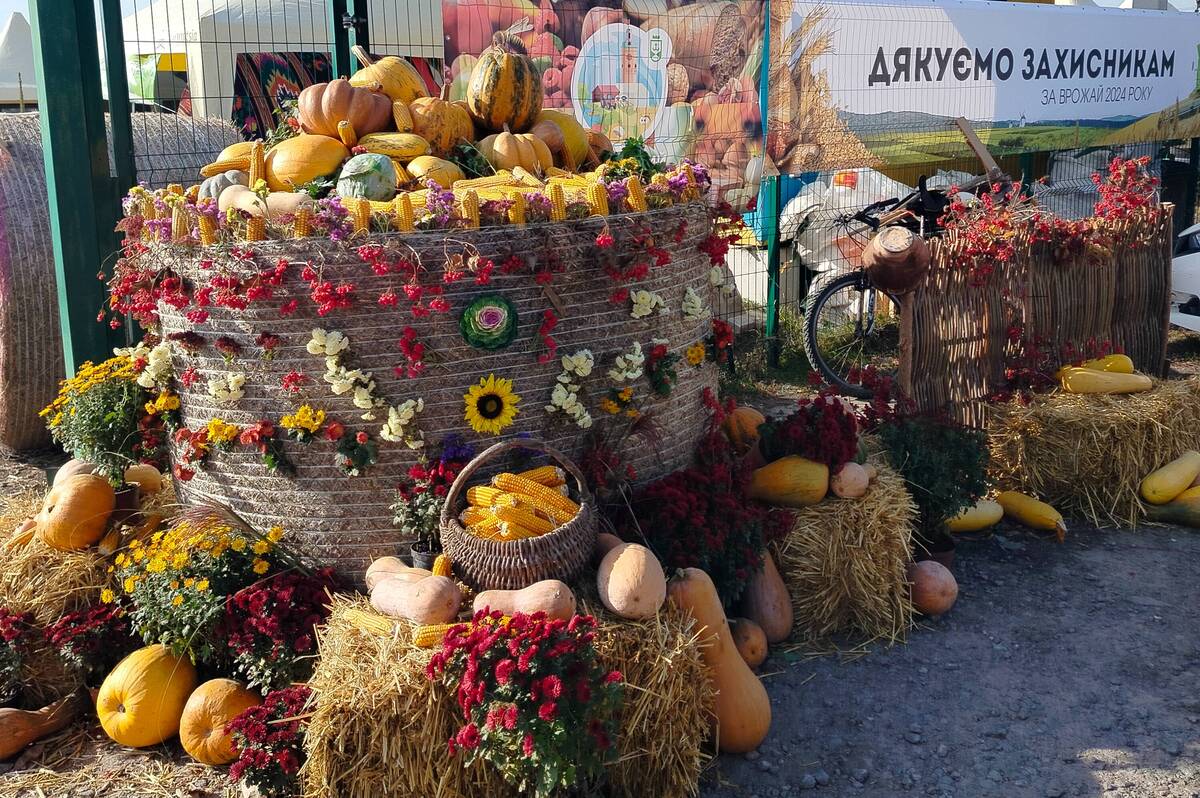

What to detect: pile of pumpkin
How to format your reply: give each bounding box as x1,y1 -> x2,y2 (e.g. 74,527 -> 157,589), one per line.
199,35 -> 614,225
1057,353 -> 1153,395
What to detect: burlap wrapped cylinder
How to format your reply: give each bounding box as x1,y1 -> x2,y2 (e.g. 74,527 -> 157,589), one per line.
152,204 -> 717,581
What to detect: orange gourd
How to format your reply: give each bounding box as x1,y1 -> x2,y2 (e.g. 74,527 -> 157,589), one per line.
180,678 -> 262,765
97,645 -> 198,748
668,568 -> 771,753
297,78 -> 392,139
907,561 -> 958,616
52,458 -> 97,487
36,473 -> 115,551
265,135 -> 349,192
408,97 -> 473,157
123,463 -> 162,495
729,618 -> 768,669
737,551 -> 792,644
721,406 -> 765,455
0,692 -> 84,760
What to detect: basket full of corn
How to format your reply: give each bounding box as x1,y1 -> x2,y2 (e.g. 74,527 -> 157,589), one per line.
440,438 -> 597,590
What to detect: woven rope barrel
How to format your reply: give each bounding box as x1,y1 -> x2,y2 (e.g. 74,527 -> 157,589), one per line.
150,204 -> 716,581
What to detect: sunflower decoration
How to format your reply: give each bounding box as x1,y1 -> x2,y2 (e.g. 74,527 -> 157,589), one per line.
464,373 -> 521,435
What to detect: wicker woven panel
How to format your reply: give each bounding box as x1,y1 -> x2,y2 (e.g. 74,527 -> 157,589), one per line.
153,204 -> 717,580
900,208 -> 1173,427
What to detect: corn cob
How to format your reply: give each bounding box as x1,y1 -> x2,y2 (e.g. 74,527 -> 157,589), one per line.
345,608 -> 399,638
166,183 -> 184,196
461,190 -> 480,229
140,194 -> 157,223
391,158 -> 412,186
185,184 -> 200,203
682,164 -> 699,201
493,473 -> 579,517
470,514 -> 503,539
460,506 -> 490,525
197,212 -> 218,246
248,141 -> 265,186
395,193 -> 414,232
353,198 -> 372,234
494,504 -> 555,535
244,215 -> 265,242
413,622 -> 458,648
200,158 -> 250,178
547,174 -> 591,187
511,166 -> 543,188
432,553 -> 452,578
498,521 -> 542,541
587,181 -> 609,216
467,485 -> 518,507
548,183 -> 566,222
508,191 -> 526,225
293,206 -> 312,238
392,101 -> 414,133
455,172 -> 516,190
626,176 -> 648,212
517,465 -> 566,487
546,166 -> 575,178
171,204 -> 189,241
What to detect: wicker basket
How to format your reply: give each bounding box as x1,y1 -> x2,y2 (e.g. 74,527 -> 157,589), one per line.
441,439 -> 597,590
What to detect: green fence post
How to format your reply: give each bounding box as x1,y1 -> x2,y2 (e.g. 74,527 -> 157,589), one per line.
30,0 -> 124,375
328,0 -> 352,77
99,0 -> 136,200
764,175 -> 782,369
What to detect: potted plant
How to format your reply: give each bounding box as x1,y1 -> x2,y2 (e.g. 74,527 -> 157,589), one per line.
879,415 -> 989,569
391,437 -> 474,570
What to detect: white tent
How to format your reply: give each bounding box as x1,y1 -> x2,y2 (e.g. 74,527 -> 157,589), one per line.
120,0 -> 442,121
0,12 -> 36,107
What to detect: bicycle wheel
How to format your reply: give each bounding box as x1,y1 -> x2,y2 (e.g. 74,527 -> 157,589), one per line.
802,271 -> 901,399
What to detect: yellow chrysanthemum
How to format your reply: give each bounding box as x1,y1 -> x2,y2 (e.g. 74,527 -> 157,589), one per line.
115,553 -> 128,567
231,537 -> 247,553
618,387 -> 633,402
463,374 -> 520,436
123,577 -> 137,594
147,557 -> 166,574
685,342 -> 706,366
599,399 -> 620,415
206,418 -> 241,446
171,552 -> 188,569
100,588 -> 115,604
172,594 -> 184,607
280,404 -> 326,434
267,526 -> 284,543
184,577 -> 195,588
195,579 -> 210,592
625,408 -> 641,419
252,540 -> 270,555
252,558 -> 269,575
170,580 -> 180,590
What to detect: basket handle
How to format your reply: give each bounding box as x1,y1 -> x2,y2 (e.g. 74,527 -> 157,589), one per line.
441,438 -> 593,526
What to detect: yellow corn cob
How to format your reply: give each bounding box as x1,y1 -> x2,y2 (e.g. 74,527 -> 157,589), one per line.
344,608 -> 399,638
390,158 -> 412,186
413,622 -> 458,648
511,166 -> 544,188
508,191 -> 526,225
493,473 -> 579,517
392,101 -> 414,133
455,172 -> 516,190
547,174 -> 591,188
395,193 -> 414,232
166,183 -> 184,196
171,204 -> 189,241
293,206 -> 312,238
470,514 -> 503,539
200,158 -> 250,178
650,173 -> 669,189
141,194 -> 156,222
467,485 -> 518,507
197,212 -> 218,246
517,465 -> 566,487
588,181 -> 609,216
460,506 -> 490,525
498,521 -> 542,541
626,176 -> 648,212
337,119 -> 358,147
244,215 -> 265,242
682,164 -> 699,201
432,553 -> 452,578
353,198 -> 372,234
461,190 -> 480,229
494,504 -> 555,535
248,141 -> 265,186
545,166 -> 576,178
548,183 -> 566,222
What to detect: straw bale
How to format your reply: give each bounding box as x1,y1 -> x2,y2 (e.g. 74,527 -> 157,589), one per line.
988,378 -> 1200,528
303,595 -> 713,798
773,461 -> 916,645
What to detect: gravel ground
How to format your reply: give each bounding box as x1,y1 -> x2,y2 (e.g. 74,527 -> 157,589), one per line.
703,525 -> 1200,798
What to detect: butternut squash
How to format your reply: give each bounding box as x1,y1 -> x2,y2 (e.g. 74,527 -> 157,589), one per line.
738,551 -> 792,644
668,568 -> 770,753
748,456 -> 829,507
370,574 -> 462,624
1139,451 -> 1200,505
472,579 -> 577,621
0,691 -> 84,760
995,491 -> 1067,542
945,498 -> 1003,533
1059,367 -> 1152,395
729,618 -> 767,669
365,556 -> 431,589
597,543 -> 666,620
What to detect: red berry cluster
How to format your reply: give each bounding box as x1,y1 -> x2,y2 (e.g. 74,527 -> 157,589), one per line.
395,326 -> 427,378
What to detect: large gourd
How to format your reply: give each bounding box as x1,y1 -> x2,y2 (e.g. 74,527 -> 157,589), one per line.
265,135 -> 349,192
748,456 -> 829,507
478,130 -> 553,175
945,498 -> 1003,533
534,109 -> 590,169
721,406 -> 765,455
737,551 -> 792,643
596,543 -> 667,620
907,561 -> 958,616
1059,367 -> 1152,395
473,580 -> 577,621
1139,450 -> 1200,505
466,31 -> 544,133
36,473 -> 115,551
995,491 -> 1067,541
370,574 -> 462,624
408,97 -> 473,157
180,678 -> 262,765
0,692 -> 84,760
97,645 -> 198,748
298,78 -> 392,139
407,155 -> 465,189
348,45 -> 428,104
668,568 -> 770,753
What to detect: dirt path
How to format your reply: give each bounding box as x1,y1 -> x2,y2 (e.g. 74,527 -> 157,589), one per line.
703,526 -> 1200,798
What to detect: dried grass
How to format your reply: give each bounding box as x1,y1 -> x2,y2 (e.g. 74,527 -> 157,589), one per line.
988,379 -> 1200,528
303,595 -> 714,798
773,461 -> 916,646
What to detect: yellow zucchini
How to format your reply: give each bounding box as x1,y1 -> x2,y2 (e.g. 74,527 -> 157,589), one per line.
1059,368 -> 1152,395
1139,450 -> 1200,505
996,491 -> 1067,541
945,498 -> 1003,533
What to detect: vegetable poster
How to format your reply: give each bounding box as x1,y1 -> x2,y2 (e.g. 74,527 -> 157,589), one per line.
442,0 -> 766,208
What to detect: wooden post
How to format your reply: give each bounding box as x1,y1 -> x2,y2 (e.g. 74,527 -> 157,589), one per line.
30,0 -> 124,374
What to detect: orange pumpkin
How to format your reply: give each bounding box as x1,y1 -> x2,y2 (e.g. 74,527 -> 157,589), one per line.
97,645 -> 198,748
265,135 -> 349,192
466,32 -> 544,133
722,406 -> 765,455
180,679 -> 262,765
408,97 -> 473,157
298,79 -> 392,140
907,561 -> 958,616
36,474 -> 115,551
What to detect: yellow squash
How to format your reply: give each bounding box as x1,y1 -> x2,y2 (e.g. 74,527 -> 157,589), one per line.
945,498 -> 1004,533
995,491 -> 1067,541
748,456 -> 829,507
1059,368 -> 1152,395
97,645 -> 198,748
1055,353 -> 1134,380
1144,488 -> 1200,527
1139,450 -> 1200,505
357,132 -> 431,160
348,46 -> 428,104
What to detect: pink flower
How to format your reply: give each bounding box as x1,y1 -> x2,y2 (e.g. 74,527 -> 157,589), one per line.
324,421 -> 345,441
522,733 -> 535,757
495,658 -> 515,685
538,701 -> 557,722
595,229 -> 614,248
355,431 -> 368,444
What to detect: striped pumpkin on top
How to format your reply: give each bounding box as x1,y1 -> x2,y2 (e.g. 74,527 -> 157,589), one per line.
466,32 -> 544,134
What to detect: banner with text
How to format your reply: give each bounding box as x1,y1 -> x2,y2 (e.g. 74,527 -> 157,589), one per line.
768,0 -> 1200,174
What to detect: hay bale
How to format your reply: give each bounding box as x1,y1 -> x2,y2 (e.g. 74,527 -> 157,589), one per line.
303,596 -> 713,798
774,462 -> 917,645
988,379 -> 1200,528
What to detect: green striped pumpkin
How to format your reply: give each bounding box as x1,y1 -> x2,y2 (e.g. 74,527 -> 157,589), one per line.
466,33 -> 544,134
